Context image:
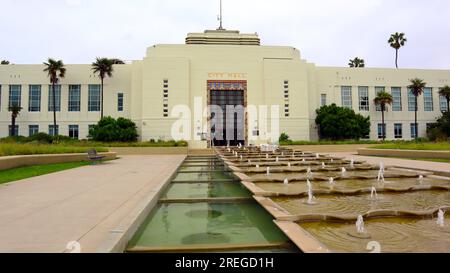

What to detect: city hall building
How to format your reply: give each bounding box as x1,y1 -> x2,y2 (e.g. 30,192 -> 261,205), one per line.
1,29 -> 449,148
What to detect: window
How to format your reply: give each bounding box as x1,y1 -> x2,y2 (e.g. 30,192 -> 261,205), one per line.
68,85 -> 81,112
394,124 -> 403,139
28,85 -> 41,112
440,93 -> 449,112
320,94 -> 327,106
88,85 -> 101,112
408,89 -> 417,111
69,125 -> 79,139
410,123 -> 418,139
9,125 -> 19,137
358,86 -> 369,111
88,125 -> 95,136
375,87 -> 385,111
29,125 -> 39,136
423,87 -> 433,112
49,125 -> 59,136
391,87 -> 402,111
48,85 -> 61,112
118,93 -> 124,112
341,86 -> 352,109
284,81 -> 289,117
377,124 -> 386,139
163,80 -> 169,117
9,85 -> 21,108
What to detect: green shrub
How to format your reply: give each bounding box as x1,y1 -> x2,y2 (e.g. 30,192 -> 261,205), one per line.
315,104 -> 371,140
427,112 -> 450,141
28,133 -> 54,144
89,117 -> 139,142
279,133 -> 291,143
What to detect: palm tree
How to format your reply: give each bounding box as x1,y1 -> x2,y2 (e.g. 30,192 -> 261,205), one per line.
439,85 -> 450,112
349,57 -> 365,68
1,60 -> 10,65
388,32 -> 407,69
110,59 -> 125,64
373,91 -> 393,141
92,58 -> 116,119
9,105 -> 22,137
43,58 -> 66,136
408,78 -> 427,140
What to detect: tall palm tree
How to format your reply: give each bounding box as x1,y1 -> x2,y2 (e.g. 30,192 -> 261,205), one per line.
388,32 -> 407,69
349,57 -> 365,68
439,85 -> 450,112
373,91 -> 393,141
9,105 -> 22,137
92,58 -> 115,119
1,60 -> 10,65
408,78 -> 427,140
44,59 -> 66,136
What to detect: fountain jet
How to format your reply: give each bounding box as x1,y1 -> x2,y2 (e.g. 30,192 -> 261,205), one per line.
371,187 -> 378,201
437,209 -> 445,228
306,180 -> 316,205
329,177 -> 335,185
356,215 -> 366,234
266,167 -> 270,176
284,178 -> 289,185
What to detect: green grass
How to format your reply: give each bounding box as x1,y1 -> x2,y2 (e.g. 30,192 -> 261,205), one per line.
0,143 -> 109,157
372,142 -> 450,151
0,161 -> 91,185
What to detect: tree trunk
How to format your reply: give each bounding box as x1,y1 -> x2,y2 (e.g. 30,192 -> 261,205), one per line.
395,49 -> 399,69
447,98 -> 450,113
52,82 -> 57,136
11,116 -> 16,137
382,105 -> 386,141
101,77 -> 104,119
415,96 -> 418,140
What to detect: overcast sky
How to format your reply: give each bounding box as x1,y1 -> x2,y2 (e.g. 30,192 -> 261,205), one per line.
1,0 -> 449,69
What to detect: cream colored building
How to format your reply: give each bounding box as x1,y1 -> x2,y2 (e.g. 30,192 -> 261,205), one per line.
1,29 -> 449,148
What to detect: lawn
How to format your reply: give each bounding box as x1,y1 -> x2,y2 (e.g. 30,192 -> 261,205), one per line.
0,161 -> 90,185
0,143 -> 109,157
372,142 -> 450,151
280,140 -> 386,146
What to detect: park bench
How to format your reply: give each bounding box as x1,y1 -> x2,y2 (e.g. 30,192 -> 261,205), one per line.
87,149 -> 106,164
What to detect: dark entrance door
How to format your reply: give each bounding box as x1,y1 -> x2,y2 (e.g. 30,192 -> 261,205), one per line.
210,90 -> 245,147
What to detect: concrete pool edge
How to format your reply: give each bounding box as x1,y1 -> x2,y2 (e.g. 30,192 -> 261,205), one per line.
96,156 -> 187,253
274,221 -> 331,253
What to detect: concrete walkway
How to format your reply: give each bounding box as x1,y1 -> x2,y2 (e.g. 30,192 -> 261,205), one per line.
331,152 -> 450,175
0,155 -> 185,253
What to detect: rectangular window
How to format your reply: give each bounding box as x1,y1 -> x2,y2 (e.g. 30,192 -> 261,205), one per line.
375,87 -> 385,111
423,87 -> 433,112
69,125 -> 79,139
28,85 -> 41,112
48,85 -> 61,112
341,86 -> 352,109
49,125 -> 59,136
9,125 -> 19,137
118,93 -> 124,112
410,123 -> 418,139
68,85 -> 81,112
9,85 -> 21,108
394,123 -> 403,139
88,85 -> 101,112
408,89 -> 417,111
358,86 -> 369,111
29,125 -> 39,136
321,94 -> 327,106
391,87 -> 402,111
377,124 -> 386,139
440,94 -> 449,112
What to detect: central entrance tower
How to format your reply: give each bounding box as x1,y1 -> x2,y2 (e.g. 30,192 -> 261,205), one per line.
207,80 -> 247,147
